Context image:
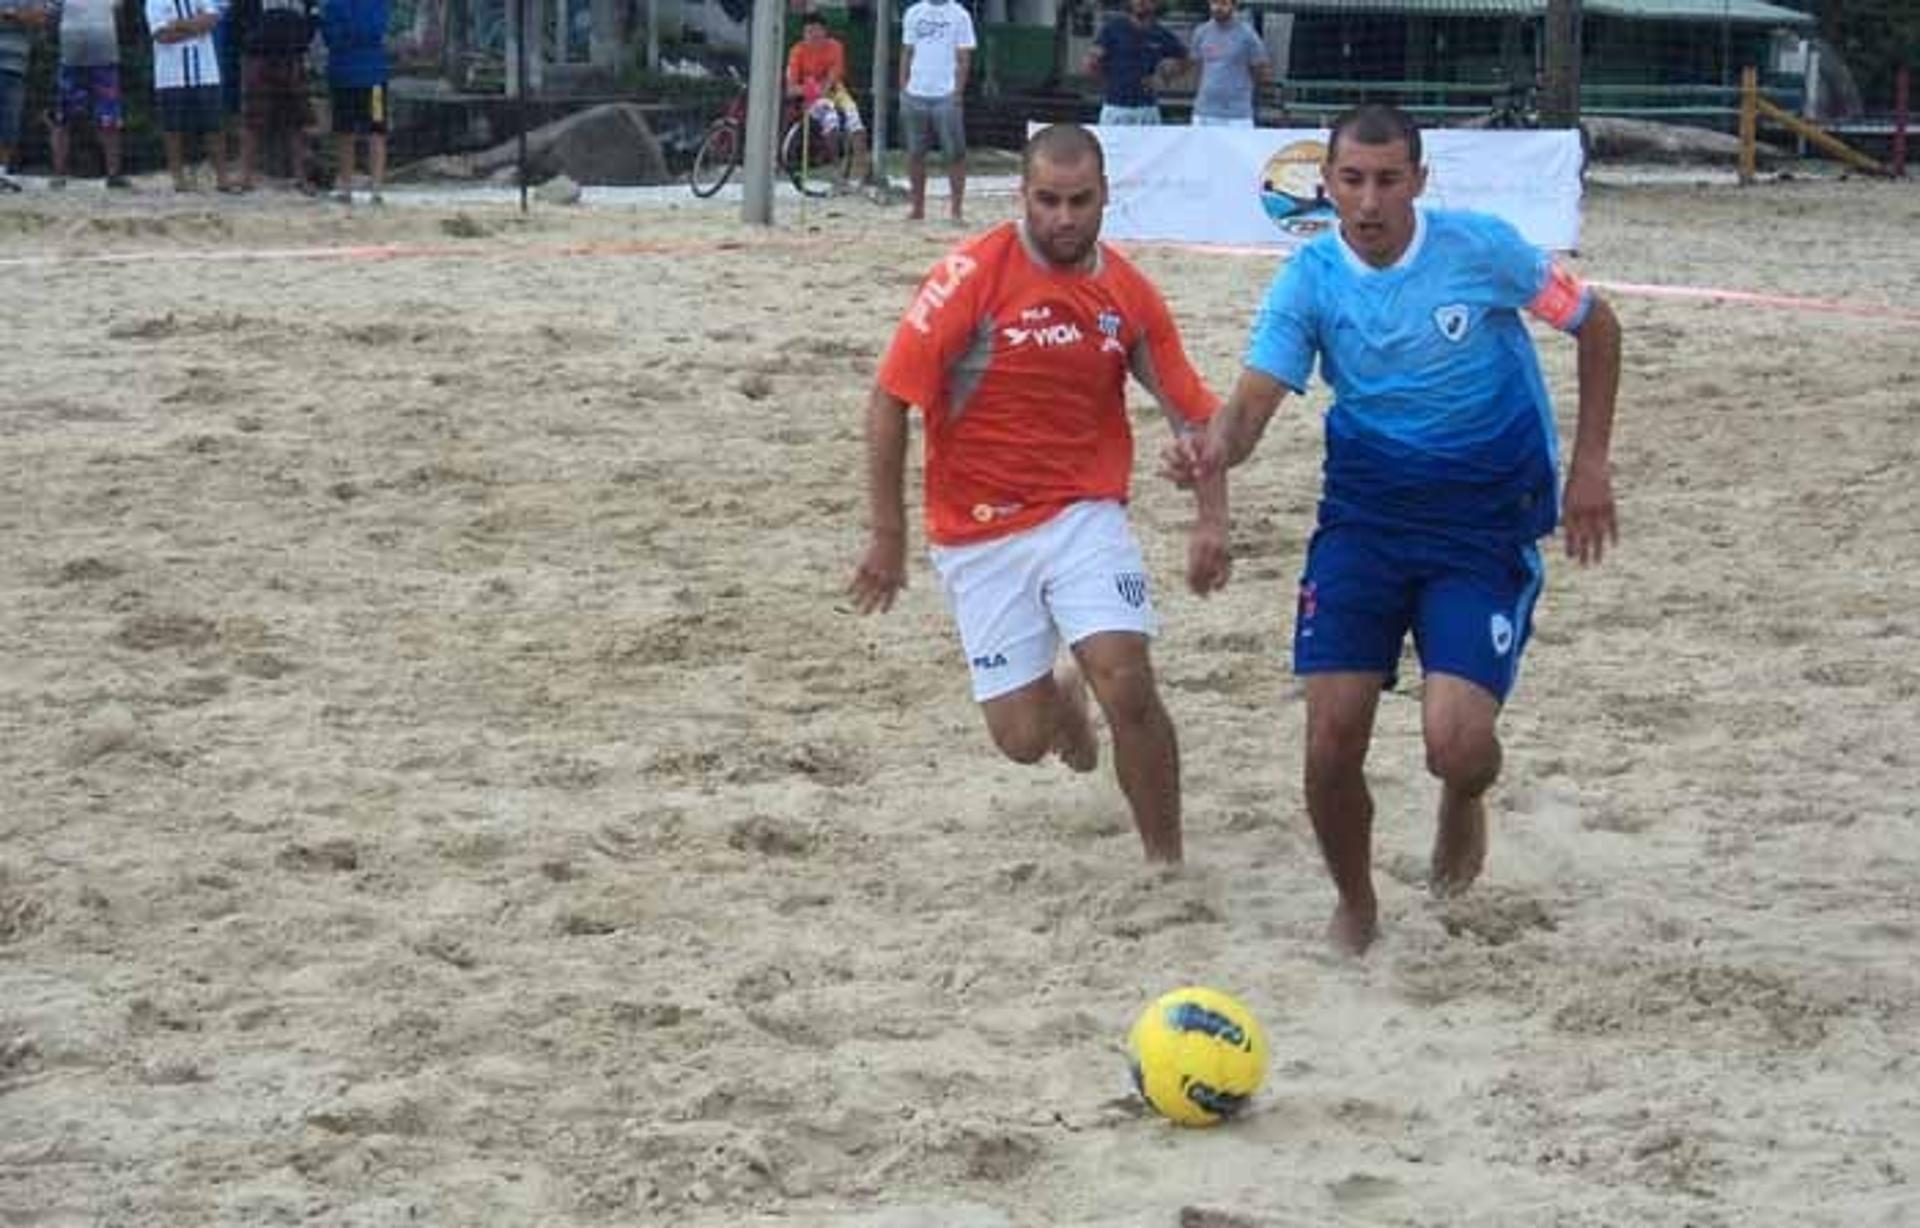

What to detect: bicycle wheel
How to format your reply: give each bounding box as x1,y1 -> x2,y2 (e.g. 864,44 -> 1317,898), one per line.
780,119 -> 840,198
689,120 -> 740,198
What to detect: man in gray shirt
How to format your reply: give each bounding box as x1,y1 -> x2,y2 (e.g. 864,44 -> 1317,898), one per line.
49,0 -> 128,187
1188,0 -> 1268,127
0,0 -> 45,189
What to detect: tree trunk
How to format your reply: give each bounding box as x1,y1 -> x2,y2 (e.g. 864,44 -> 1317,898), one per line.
1539,0 -> 1580,128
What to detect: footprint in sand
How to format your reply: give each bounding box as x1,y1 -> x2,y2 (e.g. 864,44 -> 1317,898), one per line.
1434,887 -> 1558,946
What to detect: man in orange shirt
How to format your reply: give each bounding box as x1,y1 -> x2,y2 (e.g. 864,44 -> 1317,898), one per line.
786,13 -> 870,184
849,123 -> 1223,864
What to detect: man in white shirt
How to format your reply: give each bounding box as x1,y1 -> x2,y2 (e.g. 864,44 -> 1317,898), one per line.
898,0 -> 974,223
147,0 -> 232,190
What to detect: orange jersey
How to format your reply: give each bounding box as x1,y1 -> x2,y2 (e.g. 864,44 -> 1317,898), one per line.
878,222 -> 1220,546
787,39 -> 845,91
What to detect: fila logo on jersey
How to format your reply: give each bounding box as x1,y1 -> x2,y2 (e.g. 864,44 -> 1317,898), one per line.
1003,322 -> 1086,348
1490,613 -> 1515,656
970,652 -> 1009,669
906,254 -> 979,335
1434,304 -> 1471,342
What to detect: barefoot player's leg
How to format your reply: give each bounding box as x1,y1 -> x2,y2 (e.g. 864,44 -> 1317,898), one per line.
980,663 -> 1092,767
1048,502 -> 1178,862
1422,673 -> 1501,896
1050,658 -> 1098,772
1304,671 -> 1387,954
1073,630 -> 1180,863
1412,542 -> 1539,897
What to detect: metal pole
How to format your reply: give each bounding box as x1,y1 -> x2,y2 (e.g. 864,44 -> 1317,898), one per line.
528,0 -> 545,92
647,0 -> 660,72
518,0 -> 530,213
505,0 -> 520,94
1798,42 -> 1817,158
869,0 -> 893,189
741,0 -> 784,224
1738,63 -> 1757,185
1728,0 -> 1743,91
1895,65 -> 1909,179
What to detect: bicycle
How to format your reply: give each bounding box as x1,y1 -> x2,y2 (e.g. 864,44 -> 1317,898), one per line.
1478,78 -> 1592,180
687,87 -> 858,199
1487,80 -> 1539,129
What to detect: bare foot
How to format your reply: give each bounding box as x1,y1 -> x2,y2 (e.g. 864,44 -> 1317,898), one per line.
1050,662 -> 1098,774
1430,793 -> 1488,898
1326,899 -> 1379,957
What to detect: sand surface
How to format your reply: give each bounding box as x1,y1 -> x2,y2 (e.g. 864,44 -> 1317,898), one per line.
2,176 -> 1918,1226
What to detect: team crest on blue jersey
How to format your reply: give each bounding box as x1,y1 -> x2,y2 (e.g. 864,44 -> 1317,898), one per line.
1434,304 -> 1471,342
1116,572 -> 1148,608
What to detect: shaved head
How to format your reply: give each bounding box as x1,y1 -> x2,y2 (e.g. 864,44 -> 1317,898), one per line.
1022,123 -> 1106,180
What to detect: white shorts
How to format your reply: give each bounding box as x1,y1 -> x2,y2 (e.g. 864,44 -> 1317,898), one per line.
809,87 -> 865,135
928,500 -> 1158,701
1099,103 -> 1163,126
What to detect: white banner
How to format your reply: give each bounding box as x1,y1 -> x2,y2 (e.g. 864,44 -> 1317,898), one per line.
1046,126 -> 1586,252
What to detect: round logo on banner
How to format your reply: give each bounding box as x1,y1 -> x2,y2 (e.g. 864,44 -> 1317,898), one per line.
1259,141 -> 1337,237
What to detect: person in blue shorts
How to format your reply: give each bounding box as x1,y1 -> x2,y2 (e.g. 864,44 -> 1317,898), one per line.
1165,104 -> 1622,956
321,0 -> 387,204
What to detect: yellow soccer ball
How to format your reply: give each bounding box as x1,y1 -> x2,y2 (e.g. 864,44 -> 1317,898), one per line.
1127,986 -> 1269,1127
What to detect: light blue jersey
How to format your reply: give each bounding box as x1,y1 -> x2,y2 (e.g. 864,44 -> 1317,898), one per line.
1247,208 -> 1590,544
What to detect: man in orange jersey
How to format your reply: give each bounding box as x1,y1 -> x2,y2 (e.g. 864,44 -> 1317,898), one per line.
786,12 -> 870,184
849,123 -> 1224,864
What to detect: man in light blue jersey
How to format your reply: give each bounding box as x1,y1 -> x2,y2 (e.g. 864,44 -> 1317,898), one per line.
1167,104 -> 1621,955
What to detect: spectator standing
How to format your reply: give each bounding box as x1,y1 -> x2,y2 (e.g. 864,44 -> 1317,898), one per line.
898,0 -> 973,223
148,0 -> 232,190
1086,0 -> 1185,126
1188,0 -> 1267,128
0,0 -> 45,190
48,0 -> 128,187
231,0 -> 314,190
212,1 -> 243,175
320,0 -> 386,205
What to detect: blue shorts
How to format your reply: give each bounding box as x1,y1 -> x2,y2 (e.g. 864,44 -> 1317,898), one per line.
55,64 -> 124,130
1292,523 -> 1544,702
